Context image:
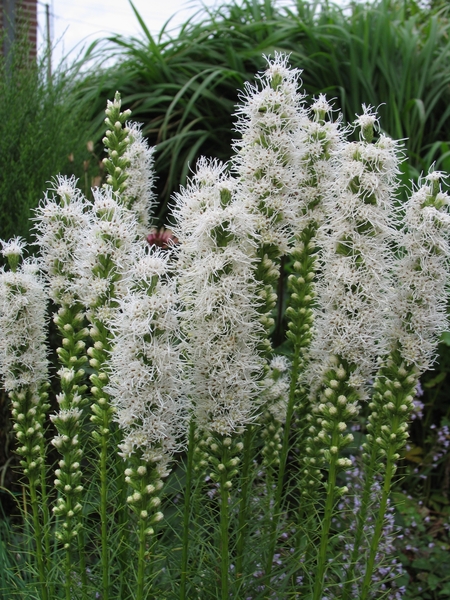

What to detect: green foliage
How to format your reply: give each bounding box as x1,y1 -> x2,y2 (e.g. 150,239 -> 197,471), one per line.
0,34 -> 97,243
77,0 -> 450,221
393,489 -> 450,599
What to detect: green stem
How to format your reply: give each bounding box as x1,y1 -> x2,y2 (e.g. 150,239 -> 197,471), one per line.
265,350 -> 300,581
312,454 -> 338,600
235,426 -> 254,578
100,431 -> 109,600
137,518 -> 147,600
219,448 -> 230,600
29,478 -> 48,600
180,419 -> 196,600
115,456 -> 128,598
39,442 -> 53,597
360,453 -> 395,600
342,451 -> 379,600
78,527 -> 88,600
65,547 -> 72,600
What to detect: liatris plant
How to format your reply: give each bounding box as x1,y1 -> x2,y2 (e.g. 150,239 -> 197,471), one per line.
1,55 -> 450,600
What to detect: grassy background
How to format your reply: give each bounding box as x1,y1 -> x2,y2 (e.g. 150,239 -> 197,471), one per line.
74,0 -> 450,222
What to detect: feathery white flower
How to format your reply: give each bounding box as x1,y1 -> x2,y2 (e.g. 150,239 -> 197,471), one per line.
389,171 -> 450,370
1,236 -> 26,260
34,175 -> 90,305
308,107 -> 401,389
73,186 -> 141,322
107,246 -> 187,474
295,94 -> 344,230
173,158 -> 265,435
123,122 -> 156,234
0,256 -> 49,391
233,53 -> 307,254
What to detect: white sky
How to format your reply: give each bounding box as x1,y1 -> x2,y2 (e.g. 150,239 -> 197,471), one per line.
37,0 -> 295,68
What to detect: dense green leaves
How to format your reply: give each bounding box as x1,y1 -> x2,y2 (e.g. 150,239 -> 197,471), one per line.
0,35 -> 96,243
75,0 -> 450,222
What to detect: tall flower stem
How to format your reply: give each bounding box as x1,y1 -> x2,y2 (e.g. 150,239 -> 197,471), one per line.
219,444 -> 230,600
360,453 -> 395,600
264,352 -> 299,584
307,361 -> 357,600
29,476 -> 48,600
264,230 -> 316,583
341,452 -> 378,600
180,419 -> 196,599
312,443 -> 338,600
0,244 -> 51,599
100,417 -> 110,599
358,352 -> 417,598
235,425 -> 254,579
137,518 -> 148,600
89,321 -> 114,600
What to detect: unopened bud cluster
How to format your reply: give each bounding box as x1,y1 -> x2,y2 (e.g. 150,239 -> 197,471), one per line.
365,352 -> 419,469
304,358 -> 358,494
102,91 -> 132,194
261,355 -> 290,467
0,246 -> 50,480
125,462 -> 165,536
286,241 -> 316,360
206,435 -> 243,492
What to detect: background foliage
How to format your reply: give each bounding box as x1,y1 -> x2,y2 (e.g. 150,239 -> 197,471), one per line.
75,0 -> 450,220
0,32 -> 97,244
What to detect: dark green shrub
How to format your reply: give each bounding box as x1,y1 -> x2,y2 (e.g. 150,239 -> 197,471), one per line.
0,33 -> 97,242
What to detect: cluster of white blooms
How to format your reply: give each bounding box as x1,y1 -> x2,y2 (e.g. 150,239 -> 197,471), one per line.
233,53 -> 307,254
0,240 -> 49,391
295,94 -> 344,230
309,107 -> 401,390
73,186 -> 141,324
173,158 -> 265,436
107,247 -> 188,475
34,175 -> 90,305
123,122 -> 157,234
262,355 -> 291,423
389,171 -> 450,370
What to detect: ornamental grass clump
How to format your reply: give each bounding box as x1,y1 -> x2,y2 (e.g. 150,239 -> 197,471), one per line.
1,54 -> 450,600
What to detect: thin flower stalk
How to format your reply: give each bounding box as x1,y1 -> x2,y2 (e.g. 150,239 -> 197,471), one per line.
107,246 -> 188,600
34,175 -> 90,598
74,186 -> 141,599
180,419 -> 196,599
75,118 -> 146,597
232,56 -> 309,584
304,107 -> 401,600
359,172 -> 450,599
265,96 -> 344,582
0,240 -> 50,600
173,158 -> 264,596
